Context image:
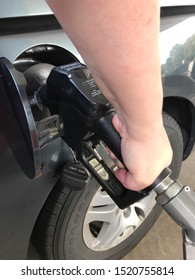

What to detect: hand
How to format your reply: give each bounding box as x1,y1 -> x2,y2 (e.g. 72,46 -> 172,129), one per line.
111,114 -> 173,191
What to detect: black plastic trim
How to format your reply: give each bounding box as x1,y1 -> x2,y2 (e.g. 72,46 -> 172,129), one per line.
161,6 -> 195,17
0,15 -> 61,36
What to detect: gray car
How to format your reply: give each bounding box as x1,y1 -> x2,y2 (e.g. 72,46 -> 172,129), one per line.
0,1 -> 195,260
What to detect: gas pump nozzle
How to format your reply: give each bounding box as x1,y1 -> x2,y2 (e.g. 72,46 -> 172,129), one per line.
46,62 -> 195,259
151,168 -> 195,260
46,62 -> 151,208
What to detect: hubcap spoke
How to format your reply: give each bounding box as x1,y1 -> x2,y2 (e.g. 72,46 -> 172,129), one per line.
84,204 -> 116,224
90,215 -> 125,249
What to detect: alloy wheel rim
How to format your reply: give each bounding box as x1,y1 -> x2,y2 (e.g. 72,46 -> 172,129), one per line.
83,187 -> 156,251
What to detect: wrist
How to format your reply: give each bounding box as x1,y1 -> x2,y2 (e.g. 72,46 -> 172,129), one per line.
113,113 -> 164,141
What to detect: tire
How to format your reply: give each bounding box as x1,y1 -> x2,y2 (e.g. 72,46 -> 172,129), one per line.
32,113 -> 183,259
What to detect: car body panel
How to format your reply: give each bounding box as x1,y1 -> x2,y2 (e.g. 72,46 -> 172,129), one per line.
0,29 -> 82,63
160,0 -> 195,7
0,0 -> 52,18
0,3 -> 195,259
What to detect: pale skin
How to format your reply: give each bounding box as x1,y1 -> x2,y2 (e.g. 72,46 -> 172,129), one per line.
46,0 -> 173,191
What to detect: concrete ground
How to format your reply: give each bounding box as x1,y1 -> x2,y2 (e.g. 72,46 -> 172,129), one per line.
124,152 -> 195,260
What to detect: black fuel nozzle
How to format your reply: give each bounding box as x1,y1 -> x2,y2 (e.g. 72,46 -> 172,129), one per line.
46,62 -> 123,161
47,62 -> 113,149
46,62 -> 151,208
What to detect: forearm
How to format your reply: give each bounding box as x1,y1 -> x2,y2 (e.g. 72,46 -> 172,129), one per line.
47,0 -> 172,190
47,0 -> 163,139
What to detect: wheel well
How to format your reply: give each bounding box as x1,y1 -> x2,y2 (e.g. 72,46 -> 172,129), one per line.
14,44 -> 78,72
163,97 -> 195,160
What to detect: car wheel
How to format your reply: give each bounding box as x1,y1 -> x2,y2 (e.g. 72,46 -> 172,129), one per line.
32,113 -> 183,259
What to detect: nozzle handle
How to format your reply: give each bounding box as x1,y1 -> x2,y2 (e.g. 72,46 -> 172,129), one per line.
93,111 -> 123,163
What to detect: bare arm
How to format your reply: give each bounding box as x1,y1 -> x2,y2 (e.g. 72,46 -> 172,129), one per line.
46,0 -> 172,190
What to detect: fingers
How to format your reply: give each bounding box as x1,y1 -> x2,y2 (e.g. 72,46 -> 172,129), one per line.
114,168 -> 156,191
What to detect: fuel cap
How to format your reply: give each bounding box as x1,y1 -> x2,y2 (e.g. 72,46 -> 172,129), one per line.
0,57 -> 41,178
